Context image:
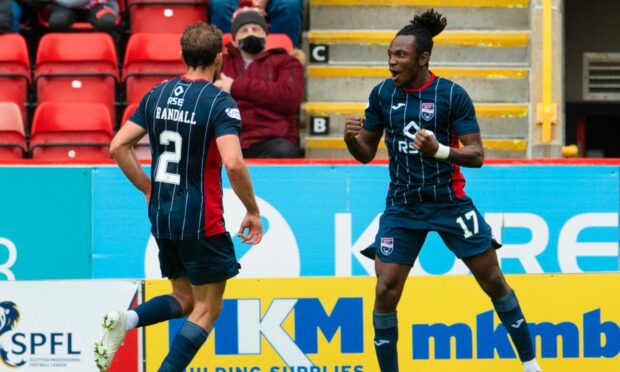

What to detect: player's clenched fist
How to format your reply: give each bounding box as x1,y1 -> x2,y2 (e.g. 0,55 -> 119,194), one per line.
344,116 -> 364,141
413,128 -> 439,156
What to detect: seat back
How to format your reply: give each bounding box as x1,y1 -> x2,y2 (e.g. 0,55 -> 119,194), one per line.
36,33 -> 118,77
123,33 -> 184,75
125,75 -> 174,105
0,77 -> 28,121
0,102 -> 26,159
30,102 -> 113,160
129,4 -> 207,34
0,34 -> 30,78
123,34 -> 184,103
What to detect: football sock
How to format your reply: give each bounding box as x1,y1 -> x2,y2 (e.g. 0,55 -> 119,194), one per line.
373,311 -> 399,372
133,295 -> 183,328
492,290 -> 535,362
125,310 -> 139,330
523,358 -> 542,371
158,321 -> 208,372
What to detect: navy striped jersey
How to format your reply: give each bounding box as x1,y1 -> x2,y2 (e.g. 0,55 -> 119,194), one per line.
130,76 -> 241,240
363,72 -> 479,206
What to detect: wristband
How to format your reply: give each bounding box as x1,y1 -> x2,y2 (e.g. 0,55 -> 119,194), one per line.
433,143 -> 450,160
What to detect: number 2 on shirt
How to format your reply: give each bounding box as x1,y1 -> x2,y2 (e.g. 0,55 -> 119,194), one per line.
155,130 -> 182,185
456,210 -> 479,238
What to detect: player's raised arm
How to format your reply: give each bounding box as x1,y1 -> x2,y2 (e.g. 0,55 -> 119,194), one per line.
110,121 -> 151,202
216,134 -> 263,245
344,116 -> 383,164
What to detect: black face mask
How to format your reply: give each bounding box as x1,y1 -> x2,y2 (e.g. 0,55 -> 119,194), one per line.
239,35 -> 266,55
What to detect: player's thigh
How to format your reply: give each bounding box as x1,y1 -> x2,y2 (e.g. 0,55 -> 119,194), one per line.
176,232 -> 240,286
368,211 -> 428,266
432,198 -> 499,259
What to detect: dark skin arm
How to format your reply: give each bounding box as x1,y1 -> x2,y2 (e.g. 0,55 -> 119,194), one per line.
344,116 -> 383,164
413,129 -> 484,168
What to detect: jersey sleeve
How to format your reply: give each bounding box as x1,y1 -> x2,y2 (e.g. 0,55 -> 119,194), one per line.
450,85 -> 480,136
213,94 -> 242,137
362,82 -> 385,133
128,90 -> 152,129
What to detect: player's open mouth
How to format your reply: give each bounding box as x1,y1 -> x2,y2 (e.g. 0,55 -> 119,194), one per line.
390,70 -> 400,80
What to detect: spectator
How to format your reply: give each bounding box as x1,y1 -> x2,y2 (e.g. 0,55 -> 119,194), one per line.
0,0 -> 21,32
210,0 -> 303,47
47,0 -> 118,32
215,10 -> 304,158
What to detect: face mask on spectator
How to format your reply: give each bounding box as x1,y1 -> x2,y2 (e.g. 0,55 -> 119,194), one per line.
239,35 -> 266,55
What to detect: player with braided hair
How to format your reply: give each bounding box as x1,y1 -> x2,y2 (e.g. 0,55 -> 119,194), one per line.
344,9 -> 542,372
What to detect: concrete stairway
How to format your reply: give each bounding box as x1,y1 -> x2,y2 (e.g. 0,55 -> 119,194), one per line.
301,0 -> 531,159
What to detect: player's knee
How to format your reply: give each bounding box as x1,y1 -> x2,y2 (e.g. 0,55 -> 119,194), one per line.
480,270 -> 509,299
375,280 -> 400,309
172,292 -> 195,315
191,301 -> 223,325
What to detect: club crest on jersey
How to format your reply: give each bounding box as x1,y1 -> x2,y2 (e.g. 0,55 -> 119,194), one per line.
421,103 -> 435,121
380,237 -> 394,256
174,86 -> 185,96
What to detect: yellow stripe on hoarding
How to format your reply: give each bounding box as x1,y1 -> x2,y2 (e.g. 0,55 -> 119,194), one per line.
305,137 -> 528,151
308,31 -> 530,48
310,0 -> 529,7
303,102 -> 529,118
307,66 -> 528,79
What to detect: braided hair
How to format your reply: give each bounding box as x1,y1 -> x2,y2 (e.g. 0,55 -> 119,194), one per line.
396,9 -> 447,57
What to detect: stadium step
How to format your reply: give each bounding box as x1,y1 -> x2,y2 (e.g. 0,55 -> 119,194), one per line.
303,136 -> 528,159
306,66 -> 530,102
308,0 -> 530,31
305,30 -> 530,64
304,0 -> 533,159
301,102 -> 530,138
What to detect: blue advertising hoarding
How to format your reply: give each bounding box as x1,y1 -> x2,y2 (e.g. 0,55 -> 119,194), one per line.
0,167 -> 92,280
91,165 -> 619,278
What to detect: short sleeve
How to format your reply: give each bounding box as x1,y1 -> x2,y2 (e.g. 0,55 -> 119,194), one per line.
213,95 -> 242,137
362,83 -> 385,133
451,85 -> 480,136
129,90 -> 151,129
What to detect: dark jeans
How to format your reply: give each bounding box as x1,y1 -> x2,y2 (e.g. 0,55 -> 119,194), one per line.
242,138 -> 300,159
48,3 -> 116,32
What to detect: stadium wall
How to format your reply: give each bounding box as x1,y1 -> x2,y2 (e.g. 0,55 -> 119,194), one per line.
0,162 -> 618,281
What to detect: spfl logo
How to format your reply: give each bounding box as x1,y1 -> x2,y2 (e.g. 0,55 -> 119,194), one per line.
0,301 -> 25,367
0,301 -> 81,369
380,237 -> 394,256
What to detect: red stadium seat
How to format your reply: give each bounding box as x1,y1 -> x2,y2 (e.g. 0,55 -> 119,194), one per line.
0,102 -> 27,159
35,33 -> 119,123
121,103 -> 151,160
123,33 -> 185,105
222,33 -> 294,54
30,102 -> 113,161
0,34 -> 30,122
266,34 -> 294,53
127,0 -> 208,34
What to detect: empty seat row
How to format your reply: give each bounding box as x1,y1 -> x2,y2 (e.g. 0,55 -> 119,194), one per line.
0,102 -> 114,161
0,32 -> 293,126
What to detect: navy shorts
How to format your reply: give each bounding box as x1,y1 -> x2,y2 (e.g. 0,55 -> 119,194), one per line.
362,196 -> 501,265
156,232 -> 240,285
